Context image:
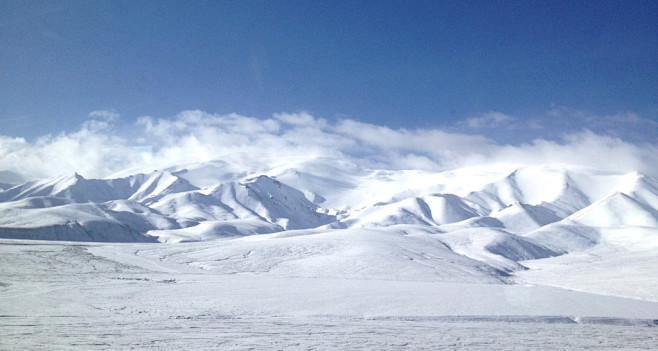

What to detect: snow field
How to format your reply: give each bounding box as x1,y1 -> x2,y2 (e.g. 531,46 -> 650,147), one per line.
1,240 -> 657,350
2,160 -> 658,348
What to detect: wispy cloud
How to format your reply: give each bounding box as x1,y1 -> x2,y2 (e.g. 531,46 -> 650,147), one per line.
452,106 -> 658,146
1,109 -> 657,181
544,106 -> 658,144
463,111 -> 515,129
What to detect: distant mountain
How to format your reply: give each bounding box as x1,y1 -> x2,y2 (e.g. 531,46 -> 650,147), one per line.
0,170 -> 28,189
0,171 -> 196,204
149,175 -> 335,237
1,159 -> 657,280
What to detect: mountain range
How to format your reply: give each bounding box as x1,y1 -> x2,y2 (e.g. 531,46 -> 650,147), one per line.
2,158 -> 657,285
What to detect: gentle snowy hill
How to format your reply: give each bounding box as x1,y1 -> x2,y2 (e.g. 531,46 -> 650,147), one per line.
1,159 -> 657,284
567,191 -> 658,227
341,194 -> 480,228
0,198 -> 159,242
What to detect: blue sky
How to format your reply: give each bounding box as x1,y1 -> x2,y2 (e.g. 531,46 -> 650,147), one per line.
1,0 -> 657,143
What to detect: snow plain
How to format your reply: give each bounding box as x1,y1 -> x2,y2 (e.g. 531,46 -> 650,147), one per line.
1,239 -> 657,350
1,159 -> 658,349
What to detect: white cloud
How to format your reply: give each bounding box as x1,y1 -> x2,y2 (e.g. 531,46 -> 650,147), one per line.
462,131 -> 658,176
1,109 -> 656,182
83,110 -> 120,132
88,110 -> 120,121
536,106 -> 658,144
465,111 -> 514,129
275,111 -> 326,128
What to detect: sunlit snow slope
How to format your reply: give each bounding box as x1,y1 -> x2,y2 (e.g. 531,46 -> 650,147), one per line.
1,159 -> 657,289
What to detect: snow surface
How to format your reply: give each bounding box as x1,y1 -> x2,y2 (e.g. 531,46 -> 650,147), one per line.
1,239 -> 657,349
1,159 -> 658,348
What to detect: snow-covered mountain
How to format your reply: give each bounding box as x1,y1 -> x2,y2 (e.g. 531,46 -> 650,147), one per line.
1,159 -> 657,284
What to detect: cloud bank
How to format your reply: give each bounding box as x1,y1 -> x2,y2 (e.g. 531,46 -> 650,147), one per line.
2,109 -> 657,182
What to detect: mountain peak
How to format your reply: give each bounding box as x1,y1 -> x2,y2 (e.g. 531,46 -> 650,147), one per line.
1,161 -> 657,248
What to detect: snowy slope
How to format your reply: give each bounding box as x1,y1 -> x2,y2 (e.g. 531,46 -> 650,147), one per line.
0,171 -> 197,204
491,202 -> 562,233
147,226 -> 509,283
0,173 -> 121,203
2,239 -> 658,350
340,194 -> 480,228
0,198 -> 159,242
126,171 -> 199,205
568,191 -> 658,227
1,159 -> 657,287
148,175 -> 335,233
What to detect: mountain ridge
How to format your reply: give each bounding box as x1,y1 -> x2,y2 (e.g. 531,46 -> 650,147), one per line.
1,159 -> 657,283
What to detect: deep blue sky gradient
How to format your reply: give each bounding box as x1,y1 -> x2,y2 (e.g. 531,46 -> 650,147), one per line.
1,0 -> 656,140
